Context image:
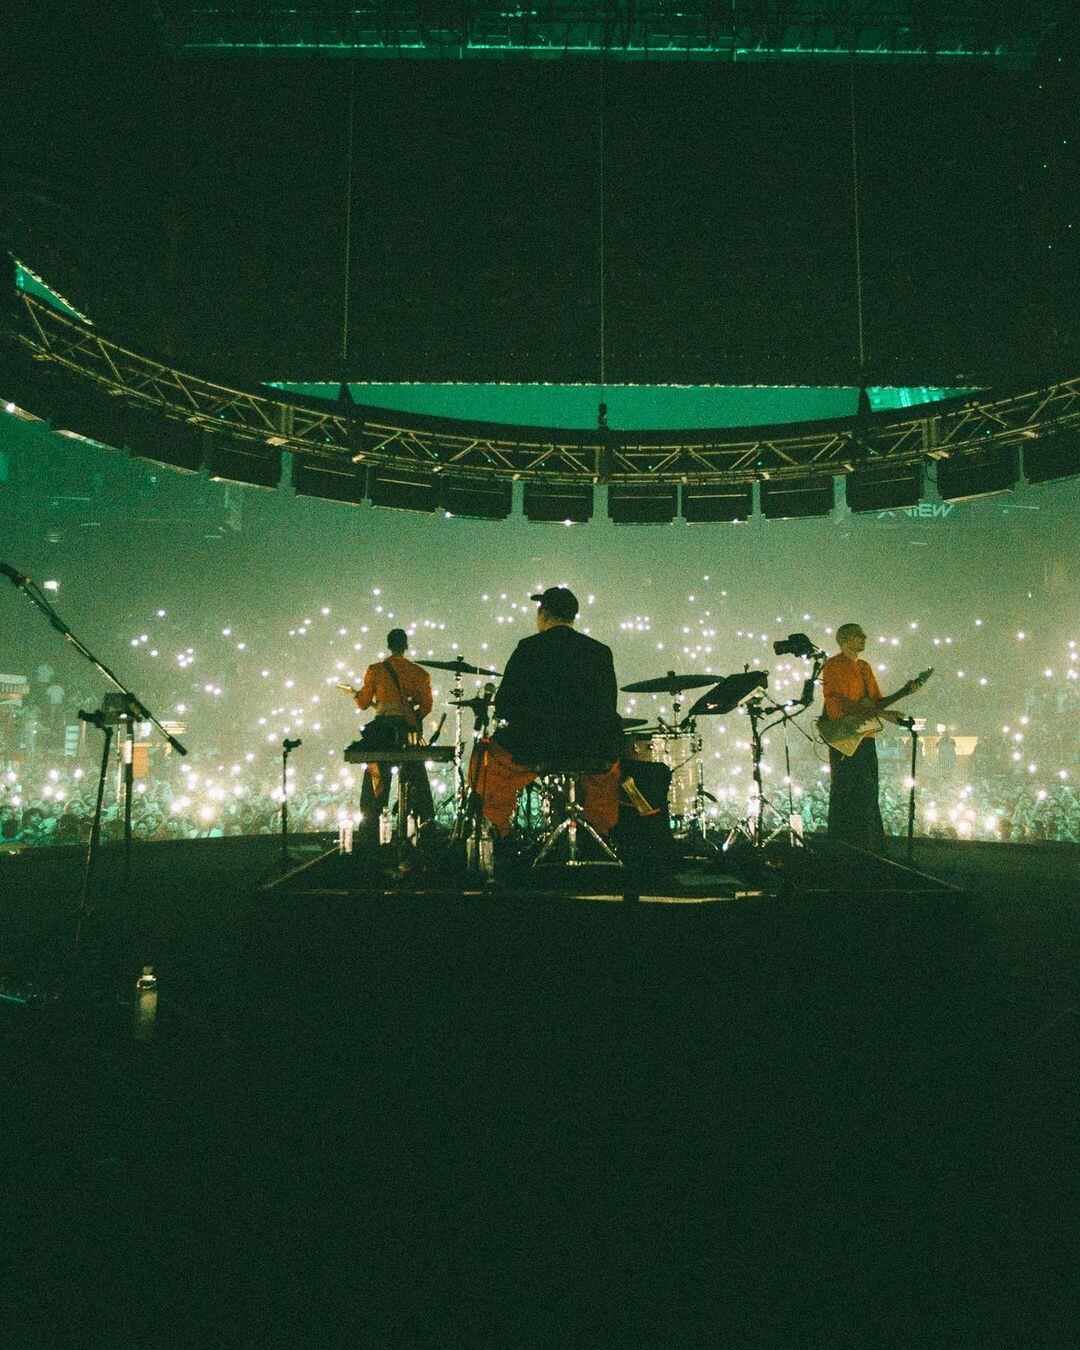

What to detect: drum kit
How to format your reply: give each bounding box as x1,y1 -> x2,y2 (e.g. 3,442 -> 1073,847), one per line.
342,647 -> 821,856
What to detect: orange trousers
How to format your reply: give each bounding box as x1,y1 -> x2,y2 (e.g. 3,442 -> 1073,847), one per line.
469,740 -> 621,838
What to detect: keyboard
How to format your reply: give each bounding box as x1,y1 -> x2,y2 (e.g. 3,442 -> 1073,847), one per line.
344,744 -> 455,765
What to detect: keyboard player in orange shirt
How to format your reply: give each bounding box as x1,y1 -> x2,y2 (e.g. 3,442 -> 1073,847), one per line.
351,627 -> 435,844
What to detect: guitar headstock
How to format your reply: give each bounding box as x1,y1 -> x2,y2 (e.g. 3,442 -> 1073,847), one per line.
904,667 -> 934,695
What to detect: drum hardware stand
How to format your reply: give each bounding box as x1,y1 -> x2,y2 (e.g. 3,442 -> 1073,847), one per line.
450,664 -> 467,833
681,712 -> 723,860
721,698 -> 806,853
759,711 -> 806,849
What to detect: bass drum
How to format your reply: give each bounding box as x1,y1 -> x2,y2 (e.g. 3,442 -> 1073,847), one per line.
650,733 -> 697,817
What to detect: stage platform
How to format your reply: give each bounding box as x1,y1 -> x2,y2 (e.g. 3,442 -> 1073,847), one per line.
2,836 -> 1076,1346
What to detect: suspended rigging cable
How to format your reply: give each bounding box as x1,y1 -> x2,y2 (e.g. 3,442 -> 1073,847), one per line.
597,59 -> 607,399
340,59 -> 358,383
849,59 -> 867,374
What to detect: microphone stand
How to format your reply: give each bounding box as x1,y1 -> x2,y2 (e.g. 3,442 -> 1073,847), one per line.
1,564 -> 187,986
281,738 -> 301,870
903,718 -> 920,865
77,708 -> 114,950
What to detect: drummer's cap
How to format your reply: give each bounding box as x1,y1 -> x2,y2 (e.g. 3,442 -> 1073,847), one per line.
531,586 -> 579,622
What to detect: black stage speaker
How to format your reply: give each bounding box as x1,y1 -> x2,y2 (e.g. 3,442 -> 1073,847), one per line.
438,475 -> 513,520
1023,433 -> 1079,485
126,407 -> 204,473
523,482 -> 593,523
845,461 -> 921,512
760,475 -> 834,519
681,482 -> 752,522
608,483 -> 678,524
368,466 -> 438,512
204,437 -> 282,489
292,456 -> 366,504
936,447 -> 1016,501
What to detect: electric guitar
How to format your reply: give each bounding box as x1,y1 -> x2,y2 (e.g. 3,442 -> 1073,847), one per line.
817,667 -> 933,757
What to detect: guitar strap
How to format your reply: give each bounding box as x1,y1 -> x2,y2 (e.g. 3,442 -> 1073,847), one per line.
382,660 -> 420,731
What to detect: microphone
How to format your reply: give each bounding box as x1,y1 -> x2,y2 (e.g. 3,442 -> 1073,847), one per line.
0,562 -> 30,586
428,713 -> 447,746
282,738 -> 302,752
798,676 -> 817,706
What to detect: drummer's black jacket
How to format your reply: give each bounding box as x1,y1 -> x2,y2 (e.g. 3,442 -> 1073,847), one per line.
493,624 -> 621,767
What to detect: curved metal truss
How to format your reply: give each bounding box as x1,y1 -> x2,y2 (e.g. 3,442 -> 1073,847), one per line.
7,289 -> 1080,487
148,1 -> 1071,68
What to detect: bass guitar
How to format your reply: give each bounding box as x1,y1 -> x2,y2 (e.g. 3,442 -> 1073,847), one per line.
817,667 -> 933,757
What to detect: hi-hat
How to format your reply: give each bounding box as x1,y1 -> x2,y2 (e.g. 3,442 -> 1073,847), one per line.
421,657 -> 501,676
621,670 -> 718,695
619,715 -> 649,729
449,696 -> 494,710
690,671 -> 769,716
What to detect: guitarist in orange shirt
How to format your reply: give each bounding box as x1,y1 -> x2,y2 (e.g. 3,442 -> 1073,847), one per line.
821,623 -> 921,851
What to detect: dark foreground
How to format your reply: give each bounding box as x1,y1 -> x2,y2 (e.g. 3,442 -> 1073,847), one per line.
2,837 -> 1077,1348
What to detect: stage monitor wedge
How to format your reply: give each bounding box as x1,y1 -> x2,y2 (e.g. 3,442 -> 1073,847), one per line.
438,475 -> 513,520
292,456 -> 366,504
936,447 -> 1016,501
608,483 -> 678,524
845,461 -> 921,512
523,482 -> 593,523
204,437 -> 281,489
1023,433 -> 1080,485
368,466 -> 438,513
681,483 -> 752,522
760,475 -> 834,519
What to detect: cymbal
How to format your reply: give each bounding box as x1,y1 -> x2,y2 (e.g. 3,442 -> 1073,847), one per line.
619,715 -> 649,729
448,697 -> 494,709
420,657 -> 501,677
690,671 -> 769,716
621,671 -> 718,695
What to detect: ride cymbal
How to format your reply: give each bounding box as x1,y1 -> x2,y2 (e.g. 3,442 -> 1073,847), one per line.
420,658 -> 501,676
620,671 -> 718,694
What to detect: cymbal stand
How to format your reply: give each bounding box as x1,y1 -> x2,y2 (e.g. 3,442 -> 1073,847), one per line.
682,712 -> 722,859
451,666 -> 466,825
721,698 -> 791,852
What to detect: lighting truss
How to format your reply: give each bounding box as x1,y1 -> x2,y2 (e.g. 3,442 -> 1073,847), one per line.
147,1 -> 1071,67
6,288 -> 1080,490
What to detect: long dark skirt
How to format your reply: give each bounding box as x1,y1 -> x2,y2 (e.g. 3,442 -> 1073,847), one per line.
827,737 -> 885,851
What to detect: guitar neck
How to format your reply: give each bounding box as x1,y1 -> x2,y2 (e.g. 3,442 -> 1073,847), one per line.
878,687 -> 911,712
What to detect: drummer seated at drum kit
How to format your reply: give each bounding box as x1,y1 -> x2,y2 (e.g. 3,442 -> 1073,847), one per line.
472,586 -> 623,846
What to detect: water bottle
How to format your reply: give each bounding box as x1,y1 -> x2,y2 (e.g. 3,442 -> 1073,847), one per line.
338,820 -> 353,854
379,808 -> 393,845
133,965 -> 158,1042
